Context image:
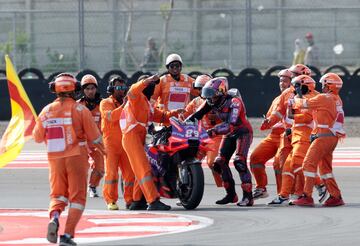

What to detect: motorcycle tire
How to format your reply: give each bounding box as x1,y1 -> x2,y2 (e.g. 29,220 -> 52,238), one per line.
178,164 -> 204,210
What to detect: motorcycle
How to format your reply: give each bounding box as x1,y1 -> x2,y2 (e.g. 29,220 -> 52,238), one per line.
145,116 -> 212,209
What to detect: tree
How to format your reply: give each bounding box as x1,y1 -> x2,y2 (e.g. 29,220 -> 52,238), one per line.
159,0 -> 175,64
119,0 -> 140,71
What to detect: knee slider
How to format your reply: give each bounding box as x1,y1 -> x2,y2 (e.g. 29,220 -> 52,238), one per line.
234,156 -> 247,172
213,156 -> 225,174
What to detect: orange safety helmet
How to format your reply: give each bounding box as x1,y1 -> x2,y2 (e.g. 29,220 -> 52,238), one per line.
319,73 -> 343,94
81,74 -> 98,88
51,73 -> 79,93
291,75 -> 316,90
194,74 -> 213,88
278,69 -> 292,78
289,64 -> 312,77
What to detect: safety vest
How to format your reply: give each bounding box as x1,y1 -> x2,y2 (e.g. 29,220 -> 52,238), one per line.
92,109 -> 101,131
330,99 -> 346,138
41,102 -> 80,157
312,96 -> 345,139
165,74 -> 191,110
120,101 -> 153,134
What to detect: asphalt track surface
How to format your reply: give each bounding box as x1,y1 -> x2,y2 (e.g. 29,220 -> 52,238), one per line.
1,138 -> 360,246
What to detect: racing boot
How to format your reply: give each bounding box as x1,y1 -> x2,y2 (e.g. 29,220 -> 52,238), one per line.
216,183 -> 238,205
237,183 -> 254,206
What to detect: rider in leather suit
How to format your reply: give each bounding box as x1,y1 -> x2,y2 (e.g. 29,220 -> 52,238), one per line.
187,77 -> 254,206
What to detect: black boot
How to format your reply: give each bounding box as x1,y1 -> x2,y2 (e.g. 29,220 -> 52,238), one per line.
129,197 -> 148,210
216,182 -> 238,205
147,199 -> 171,211
216,193 -> 239,205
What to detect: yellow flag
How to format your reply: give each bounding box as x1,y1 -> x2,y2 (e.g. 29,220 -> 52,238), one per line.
0,55 -> 37,167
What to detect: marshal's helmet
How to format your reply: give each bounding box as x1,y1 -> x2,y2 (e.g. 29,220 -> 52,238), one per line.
194,74 -> 213,89
80,74 -> 98,88
50,73 -> 80,93
289,64 -> 312,78
291,75 -> 316,92
319,73 -> 343,94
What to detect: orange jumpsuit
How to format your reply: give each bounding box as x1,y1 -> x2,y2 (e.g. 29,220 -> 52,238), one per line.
152,73 -> 196,111
279,90 -> 319,198
265,88 -> 295,192
77,99 -> 104,189
33,97 -> 102,237
100,95 -> 141,206
294,94 -> 344,199
251,95 -> 285,193
182,96 -> 223,187
121,80 -> 178,203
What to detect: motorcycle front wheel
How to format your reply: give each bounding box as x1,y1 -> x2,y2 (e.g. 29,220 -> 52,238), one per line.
177,163 -> 204,210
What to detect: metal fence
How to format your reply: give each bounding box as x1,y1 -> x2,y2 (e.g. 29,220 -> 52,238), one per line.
1,0 -> 360,75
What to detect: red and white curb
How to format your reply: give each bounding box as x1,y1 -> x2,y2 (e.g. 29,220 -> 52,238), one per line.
3,147 -> 360,169
0,209 -> 213,245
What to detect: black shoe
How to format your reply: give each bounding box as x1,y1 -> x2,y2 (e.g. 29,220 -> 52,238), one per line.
147,200 -> 171,211
215,193 -> 238,205
129,199 -> 148,210
59,235 -> 77,246
46,217 -> 59,243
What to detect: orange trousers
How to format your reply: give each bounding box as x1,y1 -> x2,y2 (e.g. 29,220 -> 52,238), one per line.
122,126 -> 160,204
303,136 -> 341,198
274,133 -> 293,193
88,148 -> 104,187
48,147 -> 88,237
280,140 -> 310,198
102,143 -> 142,206
206,135 -> 223,187
250,133 -> 281,191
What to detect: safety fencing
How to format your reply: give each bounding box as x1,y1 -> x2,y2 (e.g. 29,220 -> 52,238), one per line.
0,65 -> 359,120
1,3 -> 360,74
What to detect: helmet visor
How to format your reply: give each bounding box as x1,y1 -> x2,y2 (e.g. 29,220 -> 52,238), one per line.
201,87 -> 216,99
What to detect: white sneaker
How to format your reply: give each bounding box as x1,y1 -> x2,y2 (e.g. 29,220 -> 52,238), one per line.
267,195 -> 289,206
288,194 -> 300,205
253,188 -> 269,200
316,184 -> 329,203
88,186 -> 99,198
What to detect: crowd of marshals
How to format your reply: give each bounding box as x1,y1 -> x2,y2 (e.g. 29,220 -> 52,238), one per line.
32,53 -> 346,245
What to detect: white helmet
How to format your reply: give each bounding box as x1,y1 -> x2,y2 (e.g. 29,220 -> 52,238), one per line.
165,53 -> 183,67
